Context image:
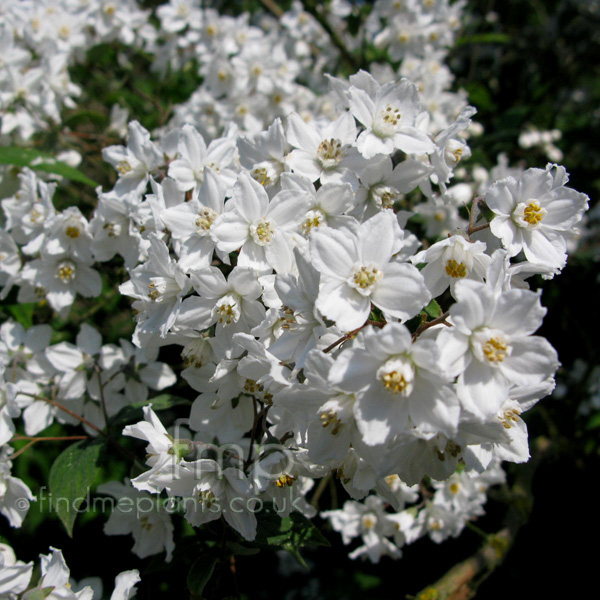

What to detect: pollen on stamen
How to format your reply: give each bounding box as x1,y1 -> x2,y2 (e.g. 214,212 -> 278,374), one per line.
275,474 -> 296,488
483,337 -> 508,363
65,225 -> 81,239
381,370 -> 409,394
523,201 -> 544,225
56,262 -> 76,284
352,265 -> 382,290
445,259 -> 467,278
116,160 -> 132,175
251,167 -> 271,186
317,138 -> 343,165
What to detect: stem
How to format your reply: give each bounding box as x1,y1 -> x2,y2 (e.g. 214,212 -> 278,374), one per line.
467,196 -> 490,237
257,0 -> 283,18
18,392 -> 143,466
95,365 -> 110,430
413,311 -> 451,339
301,0 -> 361,71
311,473 -> 332,509
11,435 -> 89,459
244,397 -> 260,470
411,437 -> 551,600
322,319 -> 385,354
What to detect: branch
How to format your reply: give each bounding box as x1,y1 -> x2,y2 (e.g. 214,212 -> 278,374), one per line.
301,0 -> 360,72
467,196 -> 490,237
413,311 -> 451,339
322,319 -> 385,354
410,437 -> 550,600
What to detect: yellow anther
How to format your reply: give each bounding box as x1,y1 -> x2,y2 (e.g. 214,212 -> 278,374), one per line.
195,208 -> 217,231
483,337 -> 508,363
352,265 -> 381,290
56,262 -> 76,283
251,167 -> 271,186
523,201 -> 544,226
116,160 -> 132,175
275,474 -> 295,488
317,138 -> 343,163
381,370 -> 409,394
445,259 -> 467,278
65,225 -> 80,239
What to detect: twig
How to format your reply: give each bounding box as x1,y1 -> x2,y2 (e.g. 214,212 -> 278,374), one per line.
467,196 -> 490,237
322,319 -> 385,354
311,473 -> 332,509
301,0 -> 360,71
410,437 -> 551,600
11,435 -> 88,459
257,0 -> 284,18
413,311 -> 451,339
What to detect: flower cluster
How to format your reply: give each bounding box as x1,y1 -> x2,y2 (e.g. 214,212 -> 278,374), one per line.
0,0 -> 592,590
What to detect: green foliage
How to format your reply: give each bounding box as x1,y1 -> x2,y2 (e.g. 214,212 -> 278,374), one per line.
0,146 -> 98,187
48,439 -> 105,537
108,394 -> 192,435
187,555 -> 218,597
253,504 -> 330,567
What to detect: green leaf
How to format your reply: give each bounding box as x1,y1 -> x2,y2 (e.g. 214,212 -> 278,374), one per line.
252,504 -> 329,566
48,439 -> 104,536
0,146 -> 98,187
423,299 -> 442,320
108,394 -> 192,434
5,303 -> 35,329
586,412 -> 600,430
22,587 -> 56,600
226,541 -> 260,556
455,33 -> 512,46
187,555 -> 217,596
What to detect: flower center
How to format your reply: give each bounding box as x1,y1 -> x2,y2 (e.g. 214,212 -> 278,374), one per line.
483,337 -> 509,363
362,515 -> 377,529
103,222 -> 121,237
371,184 -> 400,210
301,209 -> 325,235
445,259 -> 467,278
195,207 -> 218,233
56,261 -> 76,283
65,225 -> 81,239
275,474 -> 296,488
116,160 -> 132,175
513,200 -> 547,229
251,167 -> 271,186
350,265 -> 383,294
251,218 -> 275,246
317,138 -> 344,168
377,357 -> 415,397
320,410 -> 343,435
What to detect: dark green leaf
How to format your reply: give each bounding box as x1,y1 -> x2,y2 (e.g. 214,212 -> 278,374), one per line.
226,541 -> 260,556
48,440 -> 104,536
252,504 -> 329,566
586,412 -> 600,430
423,299 -> 442,320
187,555 -> 217,596
455,33 -> 511,46
5,303 -> 35,329
108,394 -> 191,434
0,147 -> 98,187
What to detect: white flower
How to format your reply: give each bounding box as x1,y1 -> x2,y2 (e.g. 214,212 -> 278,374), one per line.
210,172 -> 310,273
438,279 -> 559,420
348,71 -> 435,159
329,323 -> 460,444
98,479 -> 175,562
412,234 -> 491,298
309,211 -> 430,331
486,164 -> 589,275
